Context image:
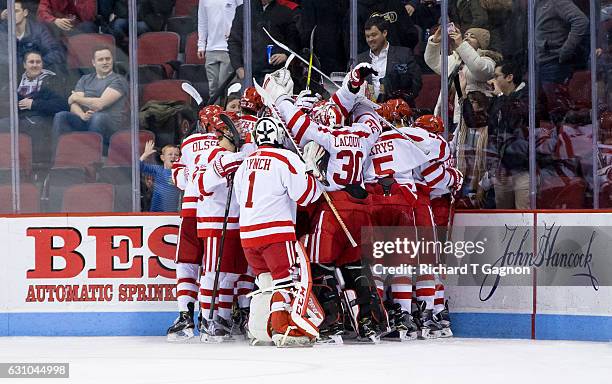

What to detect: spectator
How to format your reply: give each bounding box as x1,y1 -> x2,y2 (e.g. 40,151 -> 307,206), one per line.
356,16 -> 421,104
487,61 -> 530,209
351,0 -> 419,55
198,0 -> 241,100
300,0 -> 349,74
225,92 -> 241,112
0,2 -> 65,69
535,0 -> 589,119
51,46 -> 128,154
107,0 -> 151,47
0,51 -> 67,165
140,140 -> 181,212
228,0 -> 300,84
449,0 -> 489,32
425,25 -> 501,126
37,0 -> 98,36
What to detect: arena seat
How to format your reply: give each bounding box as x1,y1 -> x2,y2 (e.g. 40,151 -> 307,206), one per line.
62,183 -> 115,213
0,183 -> 40,213
0,133 -> 32,183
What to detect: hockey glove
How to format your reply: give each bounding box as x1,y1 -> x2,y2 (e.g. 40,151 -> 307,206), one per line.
295,90 -> 321,112
213,152 -> 246,178
348,63 -> 378,94
261,68 -> 294,107
447,167 -> 464,193
303,141 -> 330,186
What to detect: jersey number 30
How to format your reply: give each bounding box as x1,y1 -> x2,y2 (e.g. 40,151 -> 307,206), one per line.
333,150 -> 364,185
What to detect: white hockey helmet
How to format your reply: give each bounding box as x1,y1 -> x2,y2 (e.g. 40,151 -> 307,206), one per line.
253,116 -> 287,147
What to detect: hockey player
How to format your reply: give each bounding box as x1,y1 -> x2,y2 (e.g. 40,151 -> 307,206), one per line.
191,112 -> 254,343
166,105 -> 221,341
411,114 -> 461,339
365,99 -> 451,340
239,86 -> 264,135
234,116 -> 323,347
260,64 -> 388,341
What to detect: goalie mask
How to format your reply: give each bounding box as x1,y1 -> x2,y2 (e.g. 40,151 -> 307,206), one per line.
254,117 -> 286,147
414,114 -> 444,134
312,102 -> 344,128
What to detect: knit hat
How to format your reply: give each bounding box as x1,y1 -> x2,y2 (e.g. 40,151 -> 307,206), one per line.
465,28 -> 490,50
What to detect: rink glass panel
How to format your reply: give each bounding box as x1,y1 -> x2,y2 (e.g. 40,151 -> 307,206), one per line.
1,0 -> 610,213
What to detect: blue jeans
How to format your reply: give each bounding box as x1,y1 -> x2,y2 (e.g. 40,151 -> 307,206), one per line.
110,19 -> 151,39
51,111 -> 115,155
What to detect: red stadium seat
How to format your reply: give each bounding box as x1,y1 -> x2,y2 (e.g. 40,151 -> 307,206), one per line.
53,132 -> 103,169
0,183 -> 40,213
141,80 -> 192,104
185,32 -> 205,64
174,0 -> 198,16
568,70 -> 591,108
62,183 -> 115,213
66,33 -> 116,69
0,133 -> 32,183
138,32 -> 180,65
105,130 -> 156,167
415,74 -> 441,110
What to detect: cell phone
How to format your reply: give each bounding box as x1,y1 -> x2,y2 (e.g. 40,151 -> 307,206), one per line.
447,22 -> 455,34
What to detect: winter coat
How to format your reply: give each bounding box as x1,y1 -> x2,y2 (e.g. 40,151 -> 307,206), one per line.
37,0 -> 97,24
113,0 -> 175,31
535,0 -> 589,65
356,44 -> 422,104
300,0 -> 349,73
13,19 -> 65,67
487,83 -> 530,172
228,0 -> 300,79
424,37 -> 501,123
18,70 -> 68,118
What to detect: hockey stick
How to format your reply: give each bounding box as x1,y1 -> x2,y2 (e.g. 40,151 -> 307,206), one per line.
306,26 -> 317,91
253,79 -> 358,248
181,82 -> 203,106
206,115 -> 243,321
263,28 -> 430,156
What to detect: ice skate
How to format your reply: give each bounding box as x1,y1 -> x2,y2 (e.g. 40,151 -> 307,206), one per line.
357,317 -> 381,343
434,308 -> 453,338
316,321 -> 344,345
395,311 -> 418,341
166,303 -> 195,342
416,308 -> 442,339
200,317 -> 233,343
230,307 -> 249,339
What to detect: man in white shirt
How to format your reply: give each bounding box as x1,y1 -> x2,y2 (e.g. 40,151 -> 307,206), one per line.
198,0 -> 242,99
356,16 -> 421,105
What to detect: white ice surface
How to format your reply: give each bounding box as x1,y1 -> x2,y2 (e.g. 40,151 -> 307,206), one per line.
0,337 -> 611,384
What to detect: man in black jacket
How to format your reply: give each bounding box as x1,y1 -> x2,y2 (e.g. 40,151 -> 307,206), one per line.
228,0 -> 300,84
356,16 -> 421,104
487,61 -> 530,209
1,1 -> 65,69
0,51 -> 68,165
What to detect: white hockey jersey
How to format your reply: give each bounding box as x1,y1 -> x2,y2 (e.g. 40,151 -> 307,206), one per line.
192,147 -> 245,238
171,132 -> 219,217
276,86 -> 381,191
412,133 -> 454,198
234,146 -> 322,247
364,126 -> 442,199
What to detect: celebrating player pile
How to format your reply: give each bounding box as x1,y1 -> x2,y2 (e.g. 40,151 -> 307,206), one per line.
166,63 -> 463,347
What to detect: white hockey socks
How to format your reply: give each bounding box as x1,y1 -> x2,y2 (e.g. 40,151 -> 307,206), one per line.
176,263 -> 199,312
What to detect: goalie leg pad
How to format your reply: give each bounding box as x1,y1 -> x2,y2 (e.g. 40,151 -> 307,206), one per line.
311,263 -> 343,336
248,273 -> 274,343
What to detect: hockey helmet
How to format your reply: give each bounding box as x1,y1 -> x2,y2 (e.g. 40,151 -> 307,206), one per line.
386,99 -> 412,123
253,117 -> 286,147
198,105 -> 224,132
240,86 -> 264,114
312,102 -> 344,128
414,114 -> 444,134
